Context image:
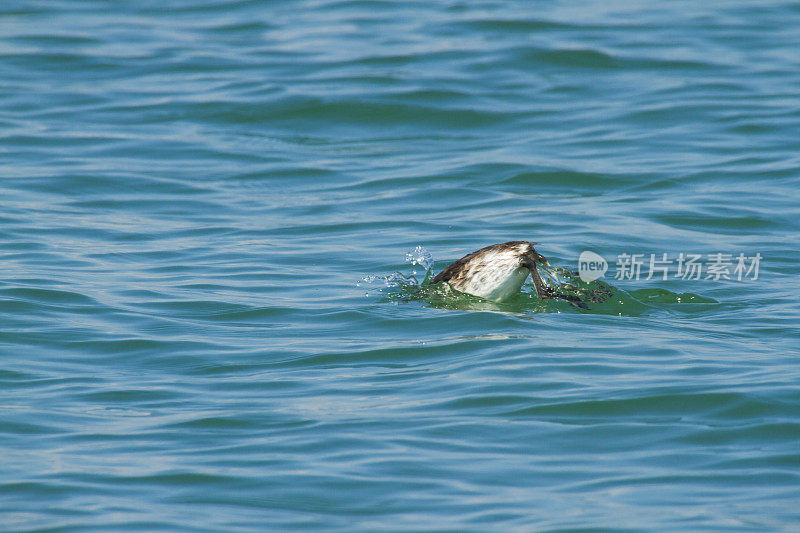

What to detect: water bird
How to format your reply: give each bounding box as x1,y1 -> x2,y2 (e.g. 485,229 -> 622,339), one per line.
429,241 -> 554,302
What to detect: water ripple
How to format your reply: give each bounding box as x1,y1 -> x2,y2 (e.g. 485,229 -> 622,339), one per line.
2,0 -> 800,531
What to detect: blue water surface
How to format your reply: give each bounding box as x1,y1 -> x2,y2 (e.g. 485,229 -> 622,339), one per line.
2,1 -> 800,531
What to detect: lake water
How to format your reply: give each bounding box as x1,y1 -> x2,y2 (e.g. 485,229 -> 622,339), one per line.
2,1 -> 800,530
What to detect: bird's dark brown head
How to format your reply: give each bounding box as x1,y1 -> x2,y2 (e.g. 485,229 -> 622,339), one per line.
518,242 -> 553,300
520,242 -> 549,270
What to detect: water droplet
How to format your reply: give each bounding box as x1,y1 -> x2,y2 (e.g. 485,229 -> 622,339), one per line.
405,245 -> 433,271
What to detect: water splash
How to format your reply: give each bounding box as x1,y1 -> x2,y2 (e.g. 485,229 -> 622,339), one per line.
357,246 -> 434,297
538,265 -> 614,304
539,265 -> 571,287
404,245 -> 433,275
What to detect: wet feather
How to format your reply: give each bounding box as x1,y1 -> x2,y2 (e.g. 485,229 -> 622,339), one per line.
430,241 -> 551,302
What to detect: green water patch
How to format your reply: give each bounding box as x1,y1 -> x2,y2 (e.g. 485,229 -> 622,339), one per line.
362,247 -> 718,316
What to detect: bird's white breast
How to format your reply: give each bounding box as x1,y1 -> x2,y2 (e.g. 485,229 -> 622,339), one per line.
453,264 -> 531,302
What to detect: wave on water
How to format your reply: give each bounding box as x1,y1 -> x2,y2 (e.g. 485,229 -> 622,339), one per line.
359,246 -> 717,315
